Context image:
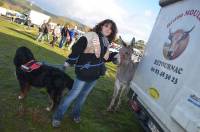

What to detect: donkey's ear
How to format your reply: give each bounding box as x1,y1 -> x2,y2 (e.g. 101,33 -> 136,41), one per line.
119,36 -> 127,47
130,37 -> 136,48
129,37 -> 135,48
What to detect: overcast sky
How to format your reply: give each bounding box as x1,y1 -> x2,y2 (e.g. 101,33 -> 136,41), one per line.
29,0 -> 160,41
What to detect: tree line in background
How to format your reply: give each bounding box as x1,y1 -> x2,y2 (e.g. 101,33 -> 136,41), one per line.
0,0 -> 146,50
0,0 -> 90,32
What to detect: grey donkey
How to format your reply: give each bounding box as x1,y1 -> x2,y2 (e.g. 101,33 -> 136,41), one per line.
107,36 -> 139,112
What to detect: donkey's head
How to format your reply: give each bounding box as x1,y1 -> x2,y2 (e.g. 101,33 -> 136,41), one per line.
118,36 -> 135,65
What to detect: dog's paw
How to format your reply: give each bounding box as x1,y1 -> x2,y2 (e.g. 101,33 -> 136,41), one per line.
18,95 -> 24,100
46,107 -> 51,112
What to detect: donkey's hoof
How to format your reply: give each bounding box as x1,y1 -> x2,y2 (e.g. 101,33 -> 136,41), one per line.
106,107 -> 113,112
114,107 -> 120,112
46,107 -> 51,112
18,95 -> 24,100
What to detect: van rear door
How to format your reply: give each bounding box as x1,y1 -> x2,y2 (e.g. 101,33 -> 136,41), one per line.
130,0 -> 200,131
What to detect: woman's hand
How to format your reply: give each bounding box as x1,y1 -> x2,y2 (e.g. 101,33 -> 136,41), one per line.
92,37 -> 101,58
63,62 -> 70,70
103,44 -> 111,61
92,38 -> 100,45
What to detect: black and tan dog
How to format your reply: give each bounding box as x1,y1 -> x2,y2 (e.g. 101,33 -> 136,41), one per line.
13,46 -> 74,111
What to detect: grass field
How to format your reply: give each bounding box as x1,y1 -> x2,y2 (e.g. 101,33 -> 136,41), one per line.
0,18 -> 143,132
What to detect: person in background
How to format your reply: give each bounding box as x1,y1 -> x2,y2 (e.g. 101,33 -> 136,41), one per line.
68,26 -> 77,50
42,19 -> 51,43
11,15 -> 16,22
36,21 -> 46,42
74,32 -> 80,41
50,24 -> 61,47
52,19 -> 118,127
27,17 -> 31,29
59,24 -> 70,48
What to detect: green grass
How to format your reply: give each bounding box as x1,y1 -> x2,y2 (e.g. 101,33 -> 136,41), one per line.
0,18 -> 143,132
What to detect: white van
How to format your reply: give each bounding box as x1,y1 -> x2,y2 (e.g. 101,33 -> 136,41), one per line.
28,10 -> 50,26
128,0 -> 200,132
0,7 -> 7,16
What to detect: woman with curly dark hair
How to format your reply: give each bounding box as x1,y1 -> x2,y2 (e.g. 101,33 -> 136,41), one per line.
52,19 -> 118,127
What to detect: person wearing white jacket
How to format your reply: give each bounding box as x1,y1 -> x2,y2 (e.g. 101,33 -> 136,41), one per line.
50,24 -> 61,47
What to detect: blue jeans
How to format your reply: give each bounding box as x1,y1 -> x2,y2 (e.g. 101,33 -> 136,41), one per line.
59,36 -> 66,48
53,78 -> 97,121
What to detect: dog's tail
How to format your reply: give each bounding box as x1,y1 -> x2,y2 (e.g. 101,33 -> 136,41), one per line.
64,74 -> 74,90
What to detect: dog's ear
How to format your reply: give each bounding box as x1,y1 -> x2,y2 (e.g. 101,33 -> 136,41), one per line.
119,36 -> 127,47
13,47 -> 35,67
13,50 -> 23,67
26,49 -> 34,60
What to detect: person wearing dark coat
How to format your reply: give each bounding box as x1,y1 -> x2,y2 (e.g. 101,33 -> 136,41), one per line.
52,19 -> 118,127
36,21 -> 45,42
59,25 -> 70,48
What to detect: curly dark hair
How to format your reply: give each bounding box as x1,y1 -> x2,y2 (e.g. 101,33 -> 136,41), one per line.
93,19 -> 118,42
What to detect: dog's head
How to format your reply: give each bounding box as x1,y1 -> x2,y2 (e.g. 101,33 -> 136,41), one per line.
14,46 -> 35,67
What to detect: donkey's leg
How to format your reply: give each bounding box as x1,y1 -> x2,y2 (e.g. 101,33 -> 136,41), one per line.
107,79 -> 121,111
124,83 -> 131,96
114,83 -> 127,111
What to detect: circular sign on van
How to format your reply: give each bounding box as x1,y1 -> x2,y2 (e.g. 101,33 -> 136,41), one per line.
148,87 -> 160,100
163,26 -> 195,60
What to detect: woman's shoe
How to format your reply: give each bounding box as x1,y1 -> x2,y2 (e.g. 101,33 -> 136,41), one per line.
52,119 -> 61,128
73,117 -> 81,123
